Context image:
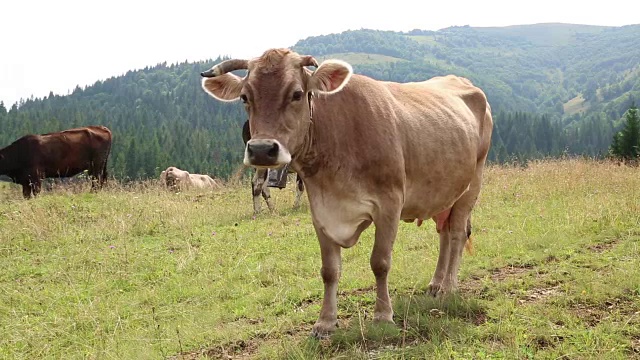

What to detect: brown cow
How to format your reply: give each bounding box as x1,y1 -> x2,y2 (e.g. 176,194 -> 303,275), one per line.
201,49 -> 493,338
0,126 -> 112,198
242,119 -> 304,214
160,166 -> 221,191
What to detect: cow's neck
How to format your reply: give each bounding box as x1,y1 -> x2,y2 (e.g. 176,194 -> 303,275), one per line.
291,118 -> 321,178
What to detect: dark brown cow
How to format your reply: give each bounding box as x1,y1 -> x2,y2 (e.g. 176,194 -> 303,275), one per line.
201,49 -> 493,338
242,120 -> 304,213
0,126 -> 112,198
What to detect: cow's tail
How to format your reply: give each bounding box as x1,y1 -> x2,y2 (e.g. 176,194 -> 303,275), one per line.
464,216 -> 474,255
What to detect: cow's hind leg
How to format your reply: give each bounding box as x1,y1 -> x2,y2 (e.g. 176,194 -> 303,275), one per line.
262,187 -> 274,211
27,177 -> 42,198
252,169 -> 265,213
428,225 -> 452,296
89,161 -> 103,192
428,208 -> 472,297
293,174 -> 304,208
99,162 -> 108,187
428,164 -> 485,297
252,169 -> 274,214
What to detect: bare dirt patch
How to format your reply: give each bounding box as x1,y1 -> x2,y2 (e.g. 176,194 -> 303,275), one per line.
587,238 -> 620,253
459,264 -> 538,298
631,337 -> 640,355
470,310 -> 488,325
517,285 -> 563,304
571,297 -> 640,327
171,338 -> 260,360
458,275 -> 484,296
491,264 -> 534,282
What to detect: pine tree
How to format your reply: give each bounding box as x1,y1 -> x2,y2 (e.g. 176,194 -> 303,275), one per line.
610,132 -> 623,158
610,103 -> 640,161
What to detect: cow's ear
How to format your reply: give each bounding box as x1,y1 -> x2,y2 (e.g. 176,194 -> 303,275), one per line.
201,73 -> 243,101
308,60 -> 353,94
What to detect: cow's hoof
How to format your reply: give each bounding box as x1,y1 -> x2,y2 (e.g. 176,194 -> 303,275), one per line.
310,321 -> 336,339
427,283 -> 442,297
428,283 -> 457,299
373,312 -> 395,324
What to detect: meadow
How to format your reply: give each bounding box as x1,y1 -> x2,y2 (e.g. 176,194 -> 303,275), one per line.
0,159 -> 639,359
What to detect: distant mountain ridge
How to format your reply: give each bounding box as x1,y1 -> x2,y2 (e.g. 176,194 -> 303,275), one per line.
0,23 -> 638,180
293,23 -> 640,122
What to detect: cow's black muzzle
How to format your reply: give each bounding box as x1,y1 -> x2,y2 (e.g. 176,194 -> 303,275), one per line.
246,139 -> 280,167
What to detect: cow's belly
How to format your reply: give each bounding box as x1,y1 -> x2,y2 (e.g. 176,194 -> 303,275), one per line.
400,166 -> 475,222
43,167 -> 84,178
400,188 -> 465,222
307,192 -> 374,248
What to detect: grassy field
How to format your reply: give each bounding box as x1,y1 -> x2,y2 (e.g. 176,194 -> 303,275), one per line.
1,159 -> 639,359
563,95 -> 590,116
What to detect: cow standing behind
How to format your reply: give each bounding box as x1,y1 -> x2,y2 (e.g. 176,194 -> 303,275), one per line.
242,120 -> 304,214
160,166 -> 221,191
0,126 -> 112,198
201,49 -> 493,338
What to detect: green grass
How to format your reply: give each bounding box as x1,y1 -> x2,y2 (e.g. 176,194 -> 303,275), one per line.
1,159 -> 639,359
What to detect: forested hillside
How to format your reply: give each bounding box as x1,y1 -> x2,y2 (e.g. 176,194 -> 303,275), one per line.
1,23 -> 638,180
0,59 -> 246,180
293,24 -> 640,120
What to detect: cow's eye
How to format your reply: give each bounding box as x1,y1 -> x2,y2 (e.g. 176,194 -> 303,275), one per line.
292,90 -> 303,102
240,94 -> 248,103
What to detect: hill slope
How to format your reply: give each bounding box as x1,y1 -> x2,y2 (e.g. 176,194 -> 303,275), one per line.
293,24 -> 640,119
1,23 -> 638,180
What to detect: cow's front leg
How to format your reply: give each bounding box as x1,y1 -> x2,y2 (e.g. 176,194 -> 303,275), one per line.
371,214 -> 399,323
311,231 -> 342,339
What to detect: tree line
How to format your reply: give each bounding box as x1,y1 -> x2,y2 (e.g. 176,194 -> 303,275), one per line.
2,25 -> 639,181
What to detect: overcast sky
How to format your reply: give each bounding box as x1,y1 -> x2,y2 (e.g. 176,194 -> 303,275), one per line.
0,0 -> 637,107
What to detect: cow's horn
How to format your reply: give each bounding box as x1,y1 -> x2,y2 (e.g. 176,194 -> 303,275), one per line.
301,55 -> 319,68
200,59 -> 249,78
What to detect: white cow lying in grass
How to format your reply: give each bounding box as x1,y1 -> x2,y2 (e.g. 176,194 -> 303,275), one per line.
160,166 -> 221,191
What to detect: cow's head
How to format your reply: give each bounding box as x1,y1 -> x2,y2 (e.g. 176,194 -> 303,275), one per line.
164,168 -> 185,189
201,48 -> 353,168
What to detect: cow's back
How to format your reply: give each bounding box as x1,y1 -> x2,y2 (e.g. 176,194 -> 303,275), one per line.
189,174 -> 220,189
